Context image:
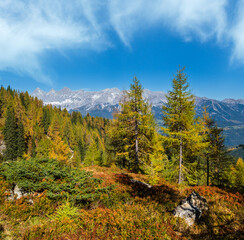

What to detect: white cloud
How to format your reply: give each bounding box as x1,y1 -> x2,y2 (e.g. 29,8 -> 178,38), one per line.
108,0 -> 228,46
0,0 -> 108,84
231,0 -> 244,64
0,0 -> 244,83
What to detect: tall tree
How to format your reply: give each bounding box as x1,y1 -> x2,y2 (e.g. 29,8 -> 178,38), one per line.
42,107 -> 51,134
204,117 -> 231,186
200,107 -> 212,186
109,77 -> 164,173
3,106 -> 18,160
162,67 -> 204,184
17,122 -> 26,158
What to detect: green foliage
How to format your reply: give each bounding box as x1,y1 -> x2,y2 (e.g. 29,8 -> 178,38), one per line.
42,107 -> 51,134
0,86 -> 111,165
17,122 -> 26,158
228,158 -> 244,192
3,106 -> 18,160
50,201 -> 79,221
162,67 -> 205,184
108,77 -> 166,174
35,138 -> 51,158
84,139 -> 101,166
0,158 -> 111,205
201,111 -> 232,187
1,165 -> 243,239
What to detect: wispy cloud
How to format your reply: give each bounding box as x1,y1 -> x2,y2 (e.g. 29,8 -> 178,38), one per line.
0,0 -> 243,84
0,0 -> 109,84
231,0 -> 244,65
108,0 -> 227,47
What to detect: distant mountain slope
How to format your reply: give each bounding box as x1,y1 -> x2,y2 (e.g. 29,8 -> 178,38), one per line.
228,145 -> 244,160
32,87 -> 244,146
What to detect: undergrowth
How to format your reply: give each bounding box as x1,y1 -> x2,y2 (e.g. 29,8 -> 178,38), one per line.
0,162 -> 243,239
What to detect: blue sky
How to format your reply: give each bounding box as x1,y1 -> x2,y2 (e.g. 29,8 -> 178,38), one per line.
0,0 -> 244,100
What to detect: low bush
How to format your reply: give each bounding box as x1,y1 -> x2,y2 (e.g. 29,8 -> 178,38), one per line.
0,158 -> 112,206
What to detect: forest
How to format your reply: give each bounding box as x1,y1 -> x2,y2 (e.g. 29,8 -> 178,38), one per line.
0,68 -> 243,239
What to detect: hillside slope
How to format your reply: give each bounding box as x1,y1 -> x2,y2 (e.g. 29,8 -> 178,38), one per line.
228,145 -> 244,160
0,164 -> 243,239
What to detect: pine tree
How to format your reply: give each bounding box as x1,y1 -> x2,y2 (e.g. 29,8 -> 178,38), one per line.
17,122 -> 26,158
78,139 -> 86,162
84,139 -> 101,166
109,77 -> 164,172
42,107 -> 51,134
0,96 -> 3,119
200,107 -> 212,186
36,138 -> 52,158
204,117 -> 231,186
162,67 -> 204,184
31,137 -> 37,158
233,158 -> 244,191
3,106 -> 18,160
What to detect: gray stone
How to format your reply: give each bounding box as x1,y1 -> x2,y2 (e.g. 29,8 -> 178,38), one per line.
173,191 -> 208,226
7,184 -> 27,200
130,179 -> 152,188
0,139 -> 6,155
6,184 -> 33,204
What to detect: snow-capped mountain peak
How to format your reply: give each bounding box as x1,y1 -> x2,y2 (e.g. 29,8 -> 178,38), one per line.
31,87 -> 244,146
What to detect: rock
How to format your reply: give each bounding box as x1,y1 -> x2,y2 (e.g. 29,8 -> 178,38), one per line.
173,191 -> 208,226
7,184 -> 33,204
7,184 -> 27,201
130,179 -> 152,188
0,139 -> 6,155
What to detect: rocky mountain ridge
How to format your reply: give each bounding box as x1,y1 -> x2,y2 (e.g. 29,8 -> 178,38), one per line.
32,87 -> 244,146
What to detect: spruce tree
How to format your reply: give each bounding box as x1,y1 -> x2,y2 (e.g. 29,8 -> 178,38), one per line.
0,96 -> 3,119
162,67 -> 204,184
17,122 -> 26,158
78,139 -> 86,162
109,77 -> 164,173
3,106 -> 18,160
31,137 -> 37,158
42,107 -> 51,134
204,117 -> 231,186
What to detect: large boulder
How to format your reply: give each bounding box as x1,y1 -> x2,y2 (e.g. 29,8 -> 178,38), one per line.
173,191 -> 208,226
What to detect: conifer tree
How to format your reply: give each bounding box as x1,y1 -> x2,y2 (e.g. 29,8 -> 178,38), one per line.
17,122 -> 26,158
200,107 -> 212,186
203,117 -> 231,186
78,139 -> 86,162
42,107 -> 51,134
109,77 -> 164,173
0,96 -> 3,119
84,139 -> 100,166
3,106 -> 18,160
31,137 -> 37,158
232,158 -> 244,191
162,67 -> 204,184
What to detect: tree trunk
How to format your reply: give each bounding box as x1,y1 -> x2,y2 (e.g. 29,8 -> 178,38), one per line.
122,158 -> 126,168
179,136 -> 183,184
207,157 -> 209,186
135,119 -> 139,172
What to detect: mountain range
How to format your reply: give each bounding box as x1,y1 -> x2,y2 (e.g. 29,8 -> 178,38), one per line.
32,87 -> 244,146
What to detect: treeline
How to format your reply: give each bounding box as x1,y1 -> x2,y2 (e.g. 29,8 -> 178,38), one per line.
0,86 -> 110,166
0,67 -> 243,191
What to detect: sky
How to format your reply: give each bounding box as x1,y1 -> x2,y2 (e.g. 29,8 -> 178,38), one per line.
0,0 -> 244,100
